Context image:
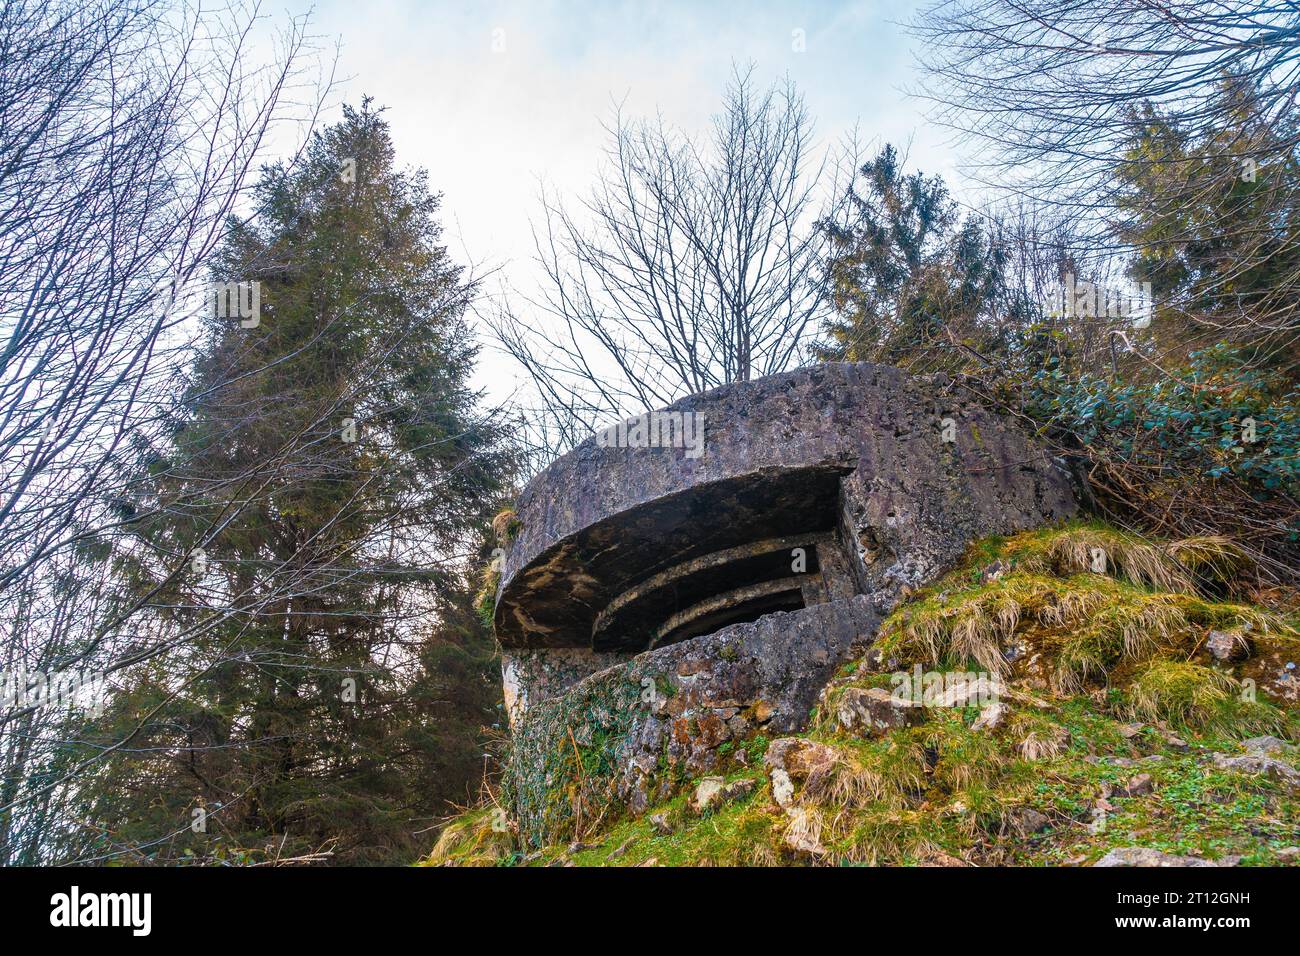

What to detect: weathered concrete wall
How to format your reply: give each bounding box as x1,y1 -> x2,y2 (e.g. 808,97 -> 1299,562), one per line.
494,361 -> 1076,655
500,648 -> 633,728
505,596 -> 879,850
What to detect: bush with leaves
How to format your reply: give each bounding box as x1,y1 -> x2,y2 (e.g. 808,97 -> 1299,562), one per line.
1025,346 -> 1299,577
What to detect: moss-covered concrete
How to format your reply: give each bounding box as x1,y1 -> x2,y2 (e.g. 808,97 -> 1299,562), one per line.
429,522 -> 1300,867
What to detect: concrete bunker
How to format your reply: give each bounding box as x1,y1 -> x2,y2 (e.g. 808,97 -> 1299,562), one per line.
494,362 -> 1079,727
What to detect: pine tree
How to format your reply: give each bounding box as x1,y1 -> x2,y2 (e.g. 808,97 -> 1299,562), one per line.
1113,76 -> 1300,374
63,101 -> 514,865
816,145 -> 1012,372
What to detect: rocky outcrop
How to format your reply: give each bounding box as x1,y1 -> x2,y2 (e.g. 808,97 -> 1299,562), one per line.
429,508 -> 1300,867
505,597 -> 878,849
496,363 -> 1077,717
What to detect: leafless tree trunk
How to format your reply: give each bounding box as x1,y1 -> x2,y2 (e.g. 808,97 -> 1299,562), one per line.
0,0 -> 326,864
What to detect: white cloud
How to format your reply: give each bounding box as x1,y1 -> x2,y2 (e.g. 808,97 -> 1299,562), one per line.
289,0 -> 963,399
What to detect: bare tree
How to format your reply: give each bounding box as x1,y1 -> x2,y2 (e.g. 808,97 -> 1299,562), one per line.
913,1 -> 1298,202
0,0 -> 327,864
910,0 -> 1300,358
489,66 -> 852,456
907,2 -> 1300,579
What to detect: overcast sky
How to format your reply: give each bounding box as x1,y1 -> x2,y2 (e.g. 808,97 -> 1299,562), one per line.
288,0 -> 963,398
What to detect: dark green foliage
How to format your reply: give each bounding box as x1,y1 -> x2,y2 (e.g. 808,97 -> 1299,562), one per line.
1029,346 -> 1300,495
816,144 -> 1016,371
61,101 -> 515,865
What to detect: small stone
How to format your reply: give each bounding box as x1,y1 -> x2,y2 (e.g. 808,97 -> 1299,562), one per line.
1212,753 -> 1300,790
763,737 -> 839,780
1242,735 -> 1293,755
782,807 -> 825,856
981,559 -> 1009,582
931,674 -> 1003,709
1275,846 -> 1300,863
918,850 -> 970,867
1118,723 -> 1145,739
688,776 -> 727,814
689,775 -> 756,815
1206,628 -> 1251,662
1094,847 -> 1227,868
1156,725 -> 1188,751
1124,773 -> 1154,797
770,768 -> 795,808
971,701 -> 1009,731
1009,808 -> 1051,837
607,837 -> 635,859
648,813 -> 673,835
834,686 -> 922,736
863,646 -> 896,672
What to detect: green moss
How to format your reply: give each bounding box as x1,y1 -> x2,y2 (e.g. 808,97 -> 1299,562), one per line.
445,520 -> 1300,867
1125,660 -> 1285,736
418,808 -> 514,867
531,770 -> 780,867
473,562 -> 500,630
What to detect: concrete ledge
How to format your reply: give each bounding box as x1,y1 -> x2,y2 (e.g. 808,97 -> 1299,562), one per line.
494,362 -> 1077,656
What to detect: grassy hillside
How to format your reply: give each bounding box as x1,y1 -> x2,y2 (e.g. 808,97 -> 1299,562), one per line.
423,522 -> 1300,867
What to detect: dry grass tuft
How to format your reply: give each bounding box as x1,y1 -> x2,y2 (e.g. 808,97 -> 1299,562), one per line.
833,809 -> 941,865
1011,525 -> 1194,592
926,716 -> 1008,792
1166,535 -> 1252,586
1125,660 -> 1233,729
881,575 -> 1062,677
1007,712 -> 1071,761
423,807 -> 513,866
803,736 -> 928,811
